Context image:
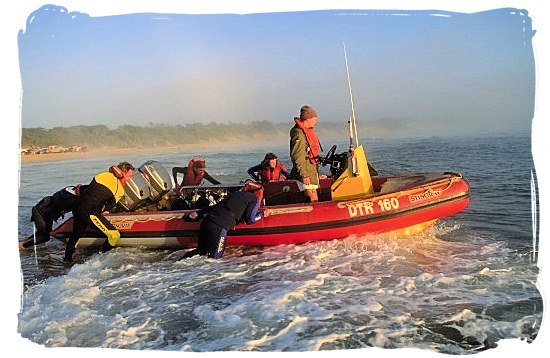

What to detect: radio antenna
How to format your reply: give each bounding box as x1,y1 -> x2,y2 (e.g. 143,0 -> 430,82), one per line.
343,42 -> 359,150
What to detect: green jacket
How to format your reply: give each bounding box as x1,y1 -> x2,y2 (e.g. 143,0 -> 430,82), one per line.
289,125 -> 319,185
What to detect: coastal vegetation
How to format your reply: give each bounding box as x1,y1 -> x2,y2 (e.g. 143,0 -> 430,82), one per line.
20,121 -> 352,149
21,117 -> 469,150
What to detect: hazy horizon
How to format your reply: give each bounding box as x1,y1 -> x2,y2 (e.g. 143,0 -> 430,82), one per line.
18,6 -> 535,137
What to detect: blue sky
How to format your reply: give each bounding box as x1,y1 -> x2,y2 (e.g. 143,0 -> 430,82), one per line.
16,3 -> 536,137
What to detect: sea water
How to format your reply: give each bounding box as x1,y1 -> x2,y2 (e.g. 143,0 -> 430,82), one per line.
16,134 -> 542,354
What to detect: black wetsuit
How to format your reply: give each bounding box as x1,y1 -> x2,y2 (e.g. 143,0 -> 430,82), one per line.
65,172 -> 125,261
181,190 -> 263,259
22,186 -> 83,249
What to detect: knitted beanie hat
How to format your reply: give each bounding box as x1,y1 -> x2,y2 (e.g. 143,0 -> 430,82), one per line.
299,105 -> 318,121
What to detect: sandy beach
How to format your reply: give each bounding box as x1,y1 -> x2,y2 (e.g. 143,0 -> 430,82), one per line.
21,147 -> 155,164
19,144 -> 217,165
19,136 -> 289,165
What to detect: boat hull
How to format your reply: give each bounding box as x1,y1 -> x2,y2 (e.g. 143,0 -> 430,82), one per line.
51,173 -> 470,248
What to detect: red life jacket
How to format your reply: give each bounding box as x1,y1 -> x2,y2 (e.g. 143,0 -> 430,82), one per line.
183,157 -> 206,186
294,118 -> 321,164
260,162 -> 286,182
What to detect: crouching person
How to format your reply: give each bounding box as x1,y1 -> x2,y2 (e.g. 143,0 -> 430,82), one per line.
64,162 -> 134,262
180,182 -> 270,259
19,185 -> 85,250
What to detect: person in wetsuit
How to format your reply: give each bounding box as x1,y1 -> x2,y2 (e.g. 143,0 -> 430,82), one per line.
172,157 -> 220,188
170,157 -> 222,210
19,185 -> 86,250
64,162 -> 134,262
179,182 -> 270,259
247,153 -> 290,183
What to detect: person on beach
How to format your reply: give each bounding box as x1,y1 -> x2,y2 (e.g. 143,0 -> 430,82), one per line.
64,162 -> 134,262
179,181 -> 270,259
289,105 -> 326,203
172,157 -> 220,188
19,184 -> 86,250
247,153 -> 289,183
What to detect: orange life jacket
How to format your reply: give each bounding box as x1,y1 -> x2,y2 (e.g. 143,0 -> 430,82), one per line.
183,157 -> 206,186
260,162 -> 286,182
294,118 -> 321,164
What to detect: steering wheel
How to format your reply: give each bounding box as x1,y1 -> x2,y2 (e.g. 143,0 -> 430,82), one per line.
321,145 -> 337,166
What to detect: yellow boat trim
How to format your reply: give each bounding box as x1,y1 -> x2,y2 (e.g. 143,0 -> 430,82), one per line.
392,219 -> 437,238
89,214 -> 121,246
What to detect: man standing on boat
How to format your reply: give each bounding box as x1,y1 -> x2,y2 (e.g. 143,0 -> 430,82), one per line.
290,105 -> 324,202
64,162 -> 135,262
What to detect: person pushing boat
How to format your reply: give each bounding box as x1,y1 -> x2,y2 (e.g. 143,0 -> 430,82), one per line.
19,184 -> 86,250
179,181 -> 270,259
64,161 -> 135,262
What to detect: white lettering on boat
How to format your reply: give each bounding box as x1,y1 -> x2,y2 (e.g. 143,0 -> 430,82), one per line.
409,189 -> 442,203
347,201 -> 375,217
217,236 -> 226,255
377,198 -> 400,212
347,197 -> 401,217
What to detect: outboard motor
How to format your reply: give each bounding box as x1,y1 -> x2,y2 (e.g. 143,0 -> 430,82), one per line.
117,171 -> 151,211
139,160 -> 173,203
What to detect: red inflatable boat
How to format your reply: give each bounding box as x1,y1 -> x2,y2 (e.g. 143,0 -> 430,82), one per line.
50,144 -> 470,249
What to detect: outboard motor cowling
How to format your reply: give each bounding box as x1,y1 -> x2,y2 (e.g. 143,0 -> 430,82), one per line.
139,160 -> 173,202
118,171 -> 151,211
